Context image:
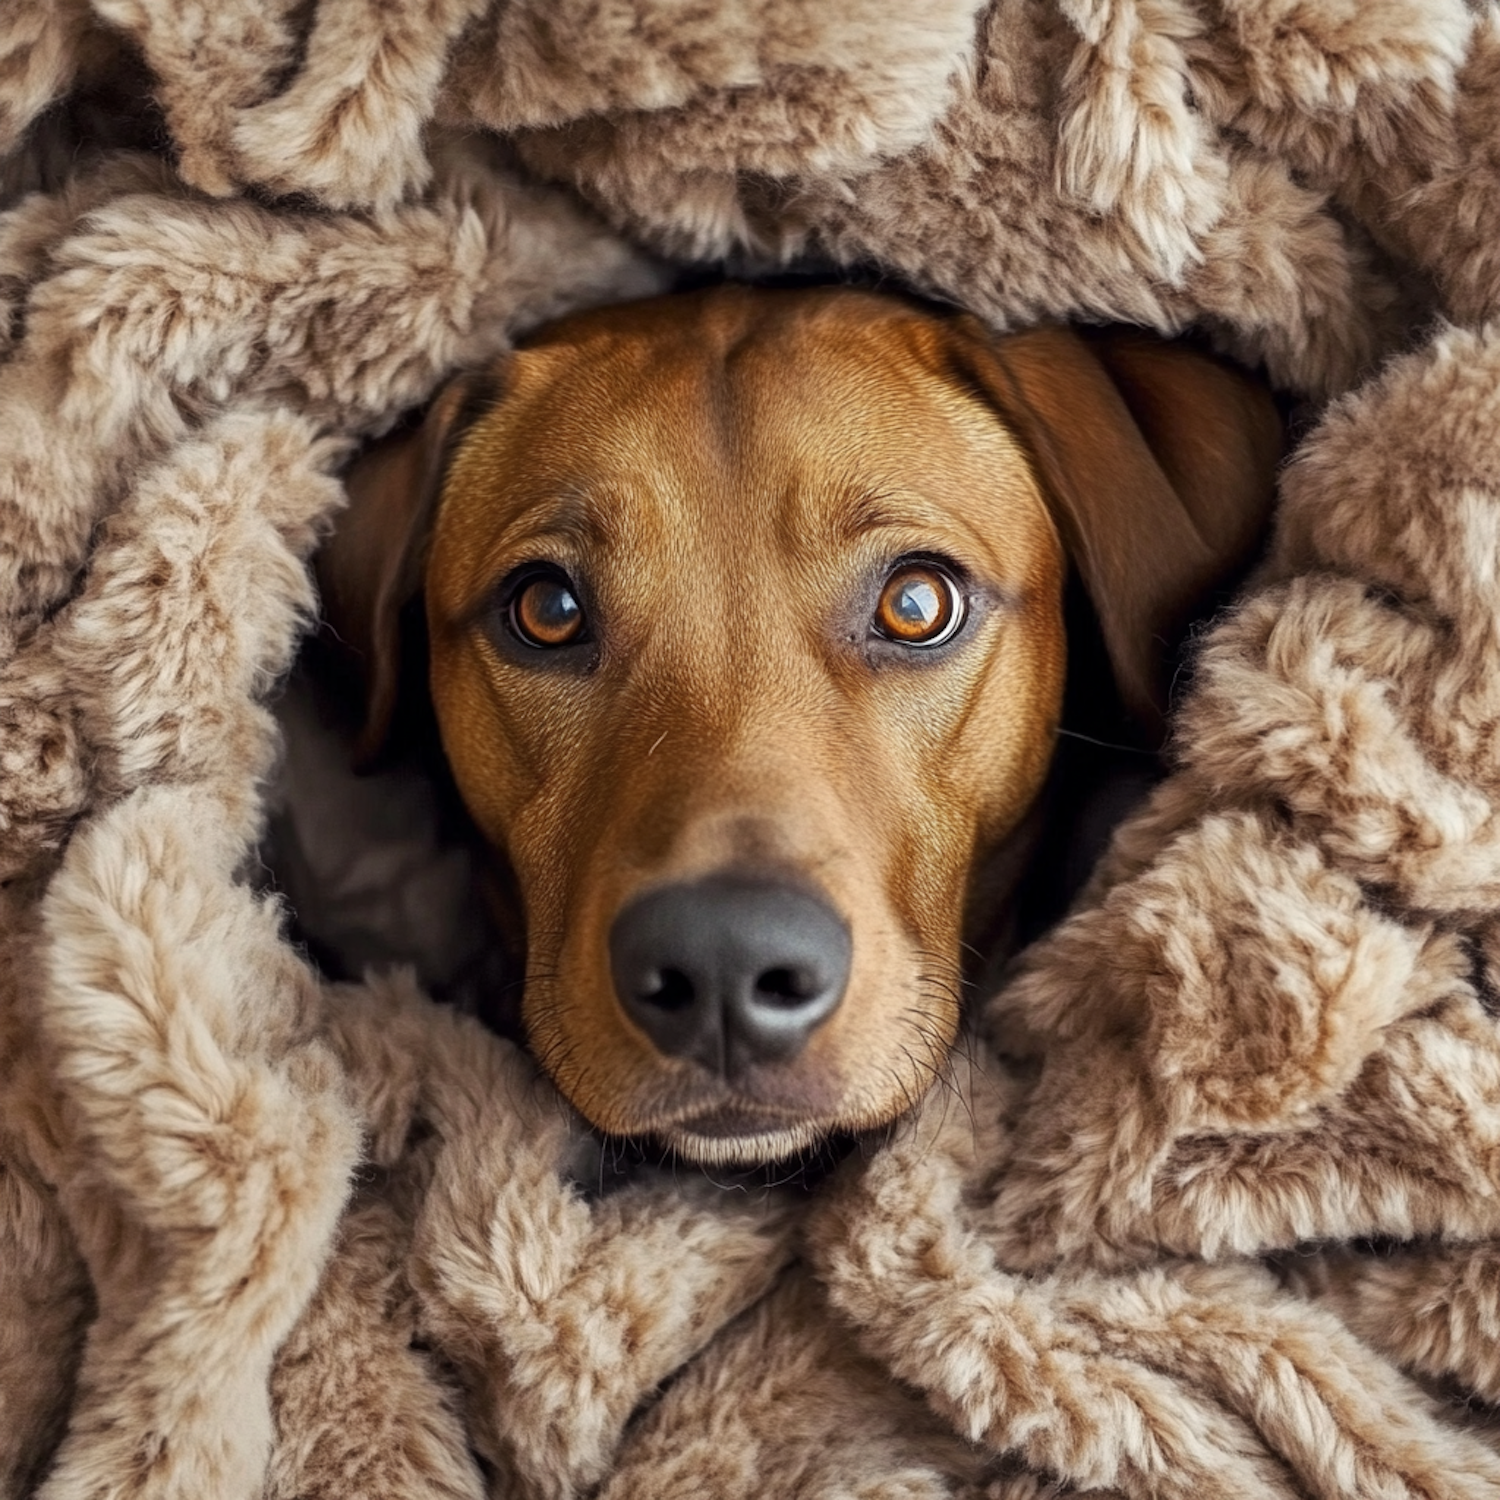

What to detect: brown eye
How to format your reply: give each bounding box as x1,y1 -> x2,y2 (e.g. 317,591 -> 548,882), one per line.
873,562 -> 965,647
508,571 -> 586,648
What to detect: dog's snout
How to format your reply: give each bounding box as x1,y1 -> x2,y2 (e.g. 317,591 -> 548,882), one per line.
609,876 -> 851,1074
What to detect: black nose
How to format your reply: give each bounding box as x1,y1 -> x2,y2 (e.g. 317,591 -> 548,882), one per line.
609,876 -> 851,1075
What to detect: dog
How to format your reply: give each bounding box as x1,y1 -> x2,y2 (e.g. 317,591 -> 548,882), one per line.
316,284 -> 1280,1166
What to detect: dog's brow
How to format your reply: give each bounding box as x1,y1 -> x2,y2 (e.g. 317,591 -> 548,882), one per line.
491,487 -> 620,552
834,487 -> 983,548
454,488 -> 621,621
838,491 -> 931,537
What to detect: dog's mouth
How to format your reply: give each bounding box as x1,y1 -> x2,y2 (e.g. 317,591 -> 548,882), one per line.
632,1047 -> 941,1166
577,1067 -> 856,1166
663,1112 -> 842,1167
580,1121 -> 862,1196
633,1071 -> 845,1148
668,1101 -> 817,1141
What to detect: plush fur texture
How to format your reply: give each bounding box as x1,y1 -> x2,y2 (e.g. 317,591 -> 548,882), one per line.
7,2 -> 1500,1496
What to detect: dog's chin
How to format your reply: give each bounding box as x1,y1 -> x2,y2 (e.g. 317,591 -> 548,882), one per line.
661,1113 -> 835,1169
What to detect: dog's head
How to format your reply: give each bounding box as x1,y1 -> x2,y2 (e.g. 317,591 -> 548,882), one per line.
317,286 -> 1279,1164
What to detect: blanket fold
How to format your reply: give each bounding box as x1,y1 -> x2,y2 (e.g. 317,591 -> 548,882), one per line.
7,1 -> 1500,1495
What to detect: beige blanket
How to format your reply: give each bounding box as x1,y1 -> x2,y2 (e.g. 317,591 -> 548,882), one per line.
7,2 -> 1500,1495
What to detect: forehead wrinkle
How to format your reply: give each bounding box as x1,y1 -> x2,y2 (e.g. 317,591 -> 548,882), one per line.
711,324 -> 781,463
831,485 -> 967,542
801,476 -> 1020,573
729,342 -> 1039,543
488,486 -> 618,554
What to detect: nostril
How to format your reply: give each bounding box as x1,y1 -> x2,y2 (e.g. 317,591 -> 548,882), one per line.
753,965 -> 820,1007
639,967 -> 696,1012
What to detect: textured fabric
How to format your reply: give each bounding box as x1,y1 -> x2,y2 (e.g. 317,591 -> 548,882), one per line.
5,3 -> 1500,1496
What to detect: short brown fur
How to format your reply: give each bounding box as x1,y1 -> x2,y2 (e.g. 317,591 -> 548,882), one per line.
321,285 -> 1279,1163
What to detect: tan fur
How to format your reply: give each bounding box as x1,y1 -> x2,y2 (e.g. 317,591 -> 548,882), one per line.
89,0 -> 313,197
229,0 -> 491,210
405,1012 -> 798,1494
448,0 -> 986,174
986,325 -> 1500,1276
0,153 -> 658,622
7,2 -> 1500,1496
502,1 -> 1398,396
597,1269 -> 995,1499
0,0 -> 97,160
807,1057 -> 1500,1500
1289,1241 -> 1500,1407
265,1191 -> 485,1500
318,971 -> 800,1498
30,787 -> 358,1500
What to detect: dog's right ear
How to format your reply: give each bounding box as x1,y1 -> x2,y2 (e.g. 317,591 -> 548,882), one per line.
316,371 -> 496,767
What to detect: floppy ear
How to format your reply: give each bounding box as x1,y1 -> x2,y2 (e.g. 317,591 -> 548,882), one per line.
946,319 -> 1282,738
316,371 -> 495,766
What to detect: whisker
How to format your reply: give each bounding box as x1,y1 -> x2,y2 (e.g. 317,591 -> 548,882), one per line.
1055,726 -> 1156,757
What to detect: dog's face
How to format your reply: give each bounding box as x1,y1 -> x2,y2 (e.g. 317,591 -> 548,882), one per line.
319,287 -> 1279,1164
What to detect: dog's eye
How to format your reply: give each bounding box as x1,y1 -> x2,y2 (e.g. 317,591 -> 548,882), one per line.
873,562 -> 965,647
508,570 -> 586,648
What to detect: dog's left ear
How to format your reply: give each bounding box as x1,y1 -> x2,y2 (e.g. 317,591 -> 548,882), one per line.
317,372 -> 494,767
945,319 -> 1282,738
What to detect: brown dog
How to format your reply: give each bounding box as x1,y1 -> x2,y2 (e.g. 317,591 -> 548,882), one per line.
317,285 -> 1279,1166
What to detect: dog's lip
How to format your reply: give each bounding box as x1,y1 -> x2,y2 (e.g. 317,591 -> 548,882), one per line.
668,1102 -> 813,1139
641,1068 -> 843,1140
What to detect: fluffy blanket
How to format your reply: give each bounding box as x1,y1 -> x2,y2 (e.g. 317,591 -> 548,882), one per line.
7,2 -> 1500,1496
